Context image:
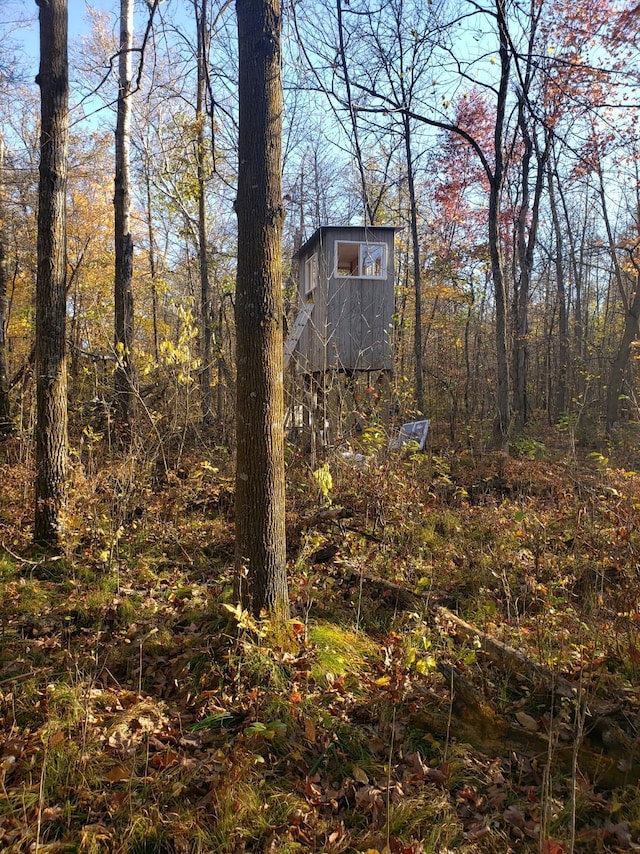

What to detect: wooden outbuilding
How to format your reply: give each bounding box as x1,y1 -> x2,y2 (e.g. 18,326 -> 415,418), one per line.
285,225 -> 397,374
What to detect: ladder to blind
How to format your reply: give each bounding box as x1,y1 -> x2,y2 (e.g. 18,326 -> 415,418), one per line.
283,303 -> 313,369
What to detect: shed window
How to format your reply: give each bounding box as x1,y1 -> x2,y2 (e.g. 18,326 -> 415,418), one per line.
336,241 -> 386,278
304,253 -> 318,294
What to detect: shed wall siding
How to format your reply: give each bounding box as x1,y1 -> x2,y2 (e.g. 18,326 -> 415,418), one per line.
295,226 -> 395,373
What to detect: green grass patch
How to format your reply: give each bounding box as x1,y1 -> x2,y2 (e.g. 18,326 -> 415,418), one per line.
308,620 -> 376,686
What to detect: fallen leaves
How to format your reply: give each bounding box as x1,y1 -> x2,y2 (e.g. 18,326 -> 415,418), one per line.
3,453 -> 640,853
105,764 -> 132,784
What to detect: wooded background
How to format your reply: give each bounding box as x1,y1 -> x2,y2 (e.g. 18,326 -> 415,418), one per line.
1,0 -> 640,453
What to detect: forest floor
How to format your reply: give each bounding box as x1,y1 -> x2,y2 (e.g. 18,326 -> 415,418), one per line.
2,427 -> 640,853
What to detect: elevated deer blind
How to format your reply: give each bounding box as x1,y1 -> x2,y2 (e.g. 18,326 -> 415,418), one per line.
286,225 -> 397,374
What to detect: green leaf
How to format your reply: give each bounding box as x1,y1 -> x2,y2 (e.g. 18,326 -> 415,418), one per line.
416,655 -> 436,674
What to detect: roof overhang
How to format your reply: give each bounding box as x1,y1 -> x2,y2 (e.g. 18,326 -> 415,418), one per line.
293,224 -> 401,260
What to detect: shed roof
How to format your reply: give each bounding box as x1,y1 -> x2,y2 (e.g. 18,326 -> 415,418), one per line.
293,224 -> 400,260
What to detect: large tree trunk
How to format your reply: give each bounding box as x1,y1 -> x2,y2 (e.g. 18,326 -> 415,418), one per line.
234,0 -> 288,617
34,0 -> 69,547
0,133 -> 11,435
114,0 -> 136,438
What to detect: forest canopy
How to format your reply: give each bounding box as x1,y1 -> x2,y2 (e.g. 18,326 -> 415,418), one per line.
1,0 -> 640,446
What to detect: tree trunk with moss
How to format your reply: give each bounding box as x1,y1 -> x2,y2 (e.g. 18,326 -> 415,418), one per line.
234,0 -> 288,617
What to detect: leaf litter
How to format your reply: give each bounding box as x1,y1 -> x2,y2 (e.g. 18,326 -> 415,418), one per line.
1,449 -> 640,850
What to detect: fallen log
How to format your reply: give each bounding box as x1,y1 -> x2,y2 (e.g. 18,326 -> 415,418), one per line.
333,565 -> 638,784
436,606 -> 578,700
436,607 -> 636,761
409,688 -> 639,790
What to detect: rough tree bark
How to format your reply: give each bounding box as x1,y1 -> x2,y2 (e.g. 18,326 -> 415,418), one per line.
234,0 -> 289,617
114,0 -> 136,438
34,0 -> 69,547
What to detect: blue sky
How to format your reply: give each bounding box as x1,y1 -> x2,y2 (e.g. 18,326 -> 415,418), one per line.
3,0 -> 148,75
4,1 -> 109,39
